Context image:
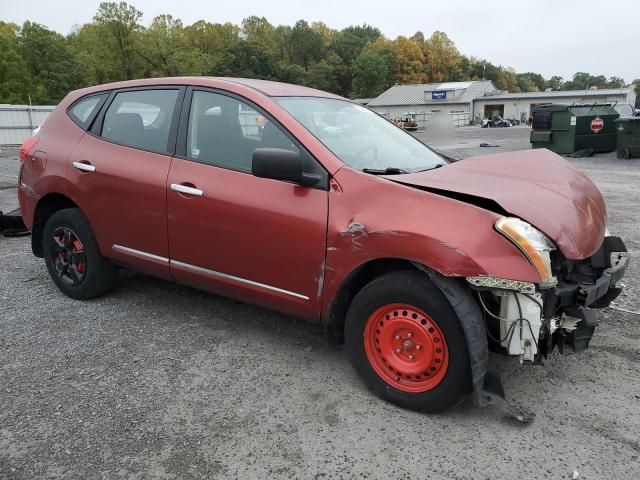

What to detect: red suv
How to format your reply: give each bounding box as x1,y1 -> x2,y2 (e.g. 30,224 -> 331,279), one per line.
18,78 -> 628,414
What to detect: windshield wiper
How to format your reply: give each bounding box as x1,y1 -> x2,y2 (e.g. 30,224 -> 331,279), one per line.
362,167 -> 409,175
416,163 -> 445,173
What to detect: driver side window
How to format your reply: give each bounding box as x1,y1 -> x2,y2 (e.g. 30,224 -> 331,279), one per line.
186,91 -> 298,172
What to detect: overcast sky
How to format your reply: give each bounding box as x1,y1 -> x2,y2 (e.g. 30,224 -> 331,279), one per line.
1,0 -> 638,83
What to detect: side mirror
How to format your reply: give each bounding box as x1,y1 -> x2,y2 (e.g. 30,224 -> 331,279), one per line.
252,148 -> 320,186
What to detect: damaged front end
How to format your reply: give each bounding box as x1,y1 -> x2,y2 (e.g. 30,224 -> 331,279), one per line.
468,234 -> 629,364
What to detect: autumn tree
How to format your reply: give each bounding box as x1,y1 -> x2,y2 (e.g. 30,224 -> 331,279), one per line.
1,4 -> 632,104
423,31 -> 461,83
391,36 -> 426,84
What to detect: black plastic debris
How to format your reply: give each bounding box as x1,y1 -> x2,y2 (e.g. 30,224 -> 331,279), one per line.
0,207 -> 30,237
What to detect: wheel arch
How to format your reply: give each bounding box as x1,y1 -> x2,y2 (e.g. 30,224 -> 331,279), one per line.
31,193 -> 79,257
325,257 -> 489,407
324,257 -> 423,345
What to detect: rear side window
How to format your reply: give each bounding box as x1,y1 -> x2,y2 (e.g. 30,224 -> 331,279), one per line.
68,95 -> 106,128
101,89 -> 180,154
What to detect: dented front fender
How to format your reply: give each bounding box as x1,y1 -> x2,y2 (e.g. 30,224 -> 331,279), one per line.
321,167 -> 540,320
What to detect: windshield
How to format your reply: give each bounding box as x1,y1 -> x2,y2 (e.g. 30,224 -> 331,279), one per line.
275,97 -> 445,172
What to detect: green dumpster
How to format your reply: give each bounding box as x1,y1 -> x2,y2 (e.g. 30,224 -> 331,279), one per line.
614,117 -> 640,159
530,104 -> 619,154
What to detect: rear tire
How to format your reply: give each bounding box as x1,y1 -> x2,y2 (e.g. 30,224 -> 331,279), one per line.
43,208 -> 115,299
345,271 -> 471,413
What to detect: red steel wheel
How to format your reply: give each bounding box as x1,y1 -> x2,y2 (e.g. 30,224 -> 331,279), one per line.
363,303 -> 449,393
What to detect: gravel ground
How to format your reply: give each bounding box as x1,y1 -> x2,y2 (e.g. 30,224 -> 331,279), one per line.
1,127 -> 639,480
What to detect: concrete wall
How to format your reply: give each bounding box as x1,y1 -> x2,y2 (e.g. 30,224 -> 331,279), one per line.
474,93 -> 633,122
0,105 -> 55,145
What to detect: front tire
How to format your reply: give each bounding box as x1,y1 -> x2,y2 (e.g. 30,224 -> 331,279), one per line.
345,271 -> 471,413
43,208 -> 115,300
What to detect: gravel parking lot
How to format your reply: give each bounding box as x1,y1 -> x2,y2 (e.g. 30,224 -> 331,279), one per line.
1,126 -> 639,479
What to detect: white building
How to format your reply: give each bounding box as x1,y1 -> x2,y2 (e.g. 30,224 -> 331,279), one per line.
474,87 -> 637,123
366,82 -> 637,127
367,81 -> 496,126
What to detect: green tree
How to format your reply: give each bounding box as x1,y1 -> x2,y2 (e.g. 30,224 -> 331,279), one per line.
546,75 -> 564,90
138,15 -> 206,76
351,50 -> 389,98
18,22 -> 82,103
241,16 -> 278,56
331,25 -> 381,64
516,72 -> 545,92
564,72 -> 609,90
94,2 -> 143,79
607,76 -> 626,88
306,58 -> 339,92
216,40 -> 276,79
289,20 -> 324,68
275,61 -> 307,85
0,25 -> 32,103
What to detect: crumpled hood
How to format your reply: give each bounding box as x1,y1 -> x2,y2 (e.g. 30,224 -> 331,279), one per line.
386,149 -> 606,260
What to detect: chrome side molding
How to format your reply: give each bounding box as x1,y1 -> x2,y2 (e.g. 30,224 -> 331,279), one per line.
112,244 -> 169,263
111,244 -> 309,301
170,260 -> 310,301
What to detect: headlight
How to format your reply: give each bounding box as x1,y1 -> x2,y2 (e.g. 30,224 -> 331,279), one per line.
495,217 -> 557,287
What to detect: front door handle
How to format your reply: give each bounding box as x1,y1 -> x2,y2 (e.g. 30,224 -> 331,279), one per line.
73,161 -> 96,173
171,183 -> 204,197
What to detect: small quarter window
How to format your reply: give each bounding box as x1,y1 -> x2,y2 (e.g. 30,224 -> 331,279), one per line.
69,95 -> 105,128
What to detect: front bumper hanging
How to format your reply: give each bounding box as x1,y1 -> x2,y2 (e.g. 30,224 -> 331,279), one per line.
542,235 -> 629,356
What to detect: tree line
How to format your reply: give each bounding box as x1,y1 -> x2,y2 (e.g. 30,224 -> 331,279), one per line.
1,1 -> 638,105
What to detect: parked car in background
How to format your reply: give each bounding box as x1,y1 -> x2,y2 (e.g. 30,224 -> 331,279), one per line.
18,77 -> 628,414
393,116 -> 418,131
481,116 -> 511,128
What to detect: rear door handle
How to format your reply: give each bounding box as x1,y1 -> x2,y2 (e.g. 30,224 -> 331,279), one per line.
171,183 -> 204,197
73,161 -> 96,173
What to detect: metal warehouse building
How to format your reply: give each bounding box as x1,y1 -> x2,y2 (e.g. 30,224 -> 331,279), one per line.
367,81 -> 496,127
474,87 -> 637,123
367,82 -> 637,127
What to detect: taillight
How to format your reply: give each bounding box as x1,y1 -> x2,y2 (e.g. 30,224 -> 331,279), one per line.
19,136 -> 39,163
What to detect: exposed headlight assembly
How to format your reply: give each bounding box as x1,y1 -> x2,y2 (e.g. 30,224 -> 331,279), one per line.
495,217 -> 557,287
